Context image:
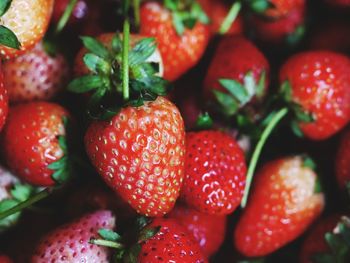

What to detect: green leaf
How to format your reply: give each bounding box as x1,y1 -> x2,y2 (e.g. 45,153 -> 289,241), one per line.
196,112 -> 213,130
67,75 -> 104,93
191,2 -> 209,25
0,25 -> 20,49
250,0 -> 271,13
286,25 -> 305,46
80,36 -> 110,59
98,228 -> 122,242
83,53 -> 110,74
138,226 -> 160,243
302,156 -> 317,171
10,184 -> 33,202
51,167 -> 70,184
219,78 -> 249,104
124,244 -> 141,263
58,136 -> 68,153
172,11 -> 185,35
280,80 -> 292,102
290,120 -> 304,138
0,0 -> 12,17
213,89 -> 239,116
256,71 -> 266,99
292,105 -> 314,123
129,38 -> 156,67
47,156 -> 68,170
0,199 -> 20,230
112,33 -> 123,54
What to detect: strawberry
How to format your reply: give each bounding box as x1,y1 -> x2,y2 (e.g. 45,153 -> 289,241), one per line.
336,129 -> 350,190
2,102 -> 71,186
204,36 -> 269,116
250,0 -> 304,19
279,51 -> 350,140
234,156 -> 324,257
84,96 -> 185,217
140,1 -> 210,81
0,0 -> 54,59
198,0 -> 243,35
300,214 -> 343,263
0,255 -> 12,263
181,130 -> 246,215
31,210 -> 115,262
167,203 -> 227,257
250,4 -> 305,45
138,218 -> 208,262
3,42 -> 70,103
326,0 -> 350,7
0,63 -> 8,131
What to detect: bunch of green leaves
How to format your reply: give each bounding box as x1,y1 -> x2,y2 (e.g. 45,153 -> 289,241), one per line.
0,0 -> 20,50
164,0 -> 209,35
68,33 -> 168,119
312,216 -> 350,263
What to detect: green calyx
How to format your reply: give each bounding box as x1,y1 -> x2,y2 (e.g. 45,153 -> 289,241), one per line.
47,116 -> 73,184
195,112 -> 214,130
90,217 -> 160,263
0,0 -> 21,50
68,32 -> 168,120
248,0 -> 274,14
164,0 -> 209,35
312,216 -> 350,263
213,71 -> 266,117
280,80 -> 315,138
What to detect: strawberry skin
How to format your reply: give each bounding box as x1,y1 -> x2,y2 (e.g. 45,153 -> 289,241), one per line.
234,156 -> 324,257
0,63 -> 8,131
0,0 -> 54,59
85,96 -> 185,217
336,129 -> 350,190
31,210 -> 115,263
2,102 -> 69,186
280,51 -> 350,140
300,214 -> 343,263
204,36 -> 269,105
139,218 -> 208,263
181,130 -> 247,215
250,5 -> 305,44
140,1 -> 210,81
0,255 -> 12,263
263,0 -> 304,18
167,204 -> 227,257
3,42 -> 70,103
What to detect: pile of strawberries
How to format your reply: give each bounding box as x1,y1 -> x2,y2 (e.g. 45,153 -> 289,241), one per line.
0,0 -> 350,262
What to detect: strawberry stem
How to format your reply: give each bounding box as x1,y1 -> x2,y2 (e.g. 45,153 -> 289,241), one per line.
218,1 -> 241,35
122,19 -> 130,101
55,0 -> 78,35
133,0 -> 141,29
89,238 -> 124,249
241,107 -> 289,208
0,188 -> 52,220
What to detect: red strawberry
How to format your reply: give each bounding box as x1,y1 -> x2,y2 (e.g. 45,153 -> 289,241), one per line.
139,218 -> 208,263
3,42 -> 70,103
31,210 -> 115,262
167,204 -> 227,257
0,255 -> 12,263
84,96 -> 185,217
279,51 -> 350,140
253,0 -> 304,19
300,214 -> 343,263
140,1 -> 210,81
198,0 -> 243,35
250,4 -> 305,45
204,36 -> 269,115
52,0 -> 89,27
0,0 -> 54,59
2,102 -> 70,186
0,63 -> 8,131
234,156 -> 324,257
336,129 -> 350,190
181,130 -> 247,215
